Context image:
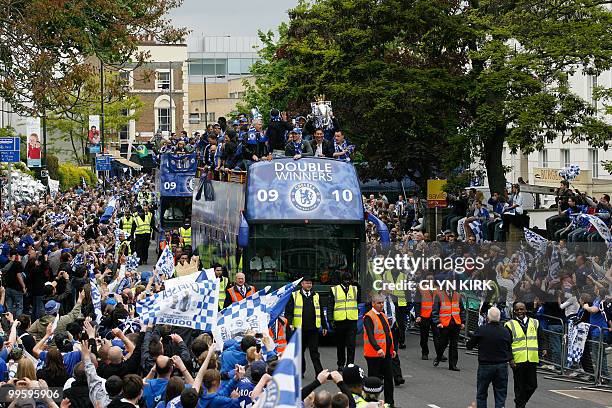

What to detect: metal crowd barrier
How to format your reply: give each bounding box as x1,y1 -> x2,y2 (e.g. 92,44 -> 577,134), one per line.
538,314 -> 566,376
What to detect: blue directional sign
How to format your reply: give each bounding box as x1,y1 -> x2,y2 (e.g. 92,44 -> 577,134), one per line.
0,137 -> 20,163
95,155 -> 113,171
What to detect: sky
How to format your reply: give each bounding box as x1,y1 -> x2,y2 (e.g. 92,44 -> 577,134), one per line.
168,0 -> 299,44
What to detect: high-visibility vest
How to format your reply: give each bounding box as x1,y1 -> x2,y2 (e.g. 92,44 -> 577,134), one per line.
218,276 -> 228,309
352,394 -> 368,408
418,289 -> 436,319
179,227 -> 192,246
505,318 -> 539,364
269,316 -> 288,354
363,309 -> 393,357
383,270 -> 407,306
134,214 -> 152,235
117,240 -> 131,257
438,291 -> 461,327
227,285 -> 255,303
292,292 -> 321,329
160,240 -> 172,251
122,216 -> 133,234
331,285 -> 358,321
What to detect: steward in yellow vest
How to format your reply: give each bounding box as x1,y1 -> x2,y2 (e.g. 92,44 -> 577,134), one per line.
179,226 -> 192,247
329,271 -> 360,370
132,210 -> 153,265
284,277 -> 327,376
505,302 -> 542,408
214,264 -> 228,310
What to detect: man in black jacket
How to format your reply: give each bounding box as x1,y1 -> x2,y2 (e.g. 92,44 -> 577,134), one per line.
310,128 -> 334,158
466,307 -> 512,408
266,109 -> 294,152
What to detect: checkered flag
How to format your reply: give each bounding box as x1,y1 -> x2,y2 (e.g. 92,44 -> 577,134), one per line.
136,280 -> 219,331
126,253 -> 140,271
131,175 -> 146,194
524,228 -> 548,258
567,321 -> 590,366
214,287 -> 269,346
155,245 -> 175,279
468,220 -> 484,243
71,253 -> 84,271
48,212 -> 68,227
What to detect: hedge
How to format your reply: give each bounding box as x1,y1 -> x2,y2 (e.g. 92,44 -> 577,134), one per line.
58,163 -> 97,191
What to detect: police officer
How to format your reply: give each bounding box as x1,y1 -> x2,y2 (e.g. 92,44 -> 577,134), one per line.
506,302 -> 544,408
131,206 -> 155,265
432,286 -> 465,371
179,219 -> 192,249
285,276 -> 327,377
383,267 -> 409,349
329,271 -> 360,371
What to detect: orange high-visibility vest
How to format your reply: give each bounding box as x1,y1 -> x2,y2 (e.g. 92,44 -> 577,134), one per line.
363,309 -> 394,358
269,316 -> 288,354
419,289 -> 436,318
227,285 -> 256,303
438,291 -> 461,327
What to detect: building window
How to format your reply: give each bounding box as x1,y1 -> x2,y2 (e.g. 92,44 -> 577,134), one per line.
228,58 -> 256,75
539,149 -> 548,168
189,113 -> 200,124
156,71 -> 171,90
119,125 -> 129,141
118,71 -> 131,90
188,59 -> 227,76
590,148 -> 599,178
560,149 -> 570,168
158,108 -> 171,132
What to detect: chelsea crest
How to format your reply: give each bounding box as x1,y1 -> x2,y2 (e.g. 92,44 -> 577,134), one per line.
290,183 -> 322,212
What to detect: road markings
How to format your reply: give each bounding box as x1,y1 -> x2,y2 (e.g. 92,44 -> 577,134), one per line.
549,390 -> 580,399
427,405 -> 442,408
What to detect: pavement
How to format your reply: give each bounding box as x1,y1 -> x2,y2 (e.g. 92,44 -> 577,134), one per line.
308,331 -> 612,408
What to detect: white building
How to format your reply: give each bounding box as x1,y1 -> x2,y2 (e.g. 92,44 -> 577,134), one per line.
487,69 -> 612,205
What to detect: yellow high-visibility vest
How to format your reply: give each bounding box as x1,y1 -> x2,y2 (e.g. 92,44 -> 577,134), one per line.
218,276 -> 228,309
331,285 -> 358,321
134,214 -> 152,235
505,318 -> 539,364
292,292 -> 321,329
179,227 -> 192,246
122,216 -> 133,234
384,270 -> 407,306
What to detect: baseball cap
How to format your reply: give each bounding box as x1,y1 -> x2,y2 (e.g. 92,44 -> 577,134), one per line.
140,271 -> 153,283
106,297 -> 118,307
342,364 -> 365,386
363,376 -> 383,394
44,300 -> 60,315
250,360 -> 267,382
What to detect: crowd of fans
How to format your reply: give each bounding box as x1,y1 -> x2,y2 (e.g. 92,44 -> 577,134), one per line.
363,183 -> 612,383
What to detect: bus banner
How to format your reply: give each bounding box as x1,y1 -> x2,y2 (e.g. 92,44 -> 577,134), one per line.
160,153 -> 197,197
246,158 -> 364,222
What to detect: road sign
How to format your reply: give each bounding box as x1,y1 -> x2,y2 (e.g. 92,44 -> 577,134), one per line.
0,137 -> 20,163
96,155 -> 113,171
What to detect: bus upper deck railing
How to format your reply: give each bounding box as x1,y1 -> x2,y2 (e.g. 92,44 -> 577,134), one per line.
198,167 -> 248,184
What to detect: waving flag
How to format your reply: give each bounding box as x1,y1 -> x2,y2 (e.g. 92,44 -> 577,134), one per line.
262,279 -> 302,328
48,212 -> 68,227
156,245 -> 175,279
126,253 -> 140,271
524,228 -> 548,258
469,220 -> 484,243
136,280 -> 219,330
214,288 -> 270,348
131,175 -> 146,194
88,264 -> 103,324
548,244 -> 561,280
71,253 -> 84,271
100,196 -> 117,223
260,329 -> 301,408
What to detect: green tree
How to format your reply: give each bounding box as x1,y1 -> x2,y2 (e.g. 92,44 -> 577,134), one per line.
0,0 -> 187,116
48,71 -> 143,164
240,0 -> 476,187
465,0 -> 612,194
